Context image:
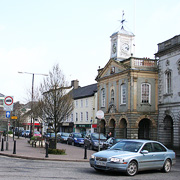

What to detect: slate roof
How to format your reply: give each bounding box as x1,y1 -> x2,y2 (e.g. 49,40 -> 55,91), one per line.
72,83 -> 97,99
0,93 -> 5,97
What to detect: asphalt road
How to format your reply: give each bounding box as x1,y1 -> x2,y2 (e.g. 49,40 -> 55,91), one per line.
0,156 -> 180,180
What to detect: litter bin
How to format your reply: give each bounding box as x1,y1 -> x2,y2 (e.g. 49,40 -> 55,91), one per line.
49,138 -> 56,149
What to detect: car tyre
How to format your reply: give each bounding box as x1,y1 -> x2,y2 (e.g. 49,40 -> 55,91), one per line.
162,159 -> 171,173
126,161 -> 138,176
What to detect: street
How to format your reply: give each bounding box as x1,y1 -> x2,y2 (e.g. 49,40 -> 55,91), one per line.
0,156 -> 180,180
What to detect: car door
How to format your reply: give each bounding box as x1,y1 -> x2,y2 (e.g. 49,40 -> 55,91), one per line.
138,142 -> 155,170
151,142 -> 167,168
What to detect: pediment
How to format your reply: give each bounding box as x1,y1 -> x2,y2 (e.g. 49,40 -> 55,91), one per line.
97,59 -> 127,79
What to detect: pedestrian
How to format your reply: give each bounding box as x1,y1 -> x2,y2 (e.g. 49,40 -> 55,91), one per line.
107,132 -> 112,139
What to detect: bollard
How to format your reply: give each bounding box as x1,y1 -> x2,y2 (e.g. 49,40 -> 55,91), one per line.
13,140 -> 16,154
45,142 -> 48,158
6,141 -> 8,150
1,138 -> 4,151
84,145 -> 87,159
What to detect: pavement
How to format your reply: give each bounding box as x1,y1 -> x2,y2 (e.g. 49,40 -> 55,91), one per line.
0,136 -> 180,162
0,136 -> 95,162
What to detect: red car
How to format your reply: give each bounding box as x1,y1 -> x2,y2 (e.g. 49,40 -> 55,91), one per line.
34,131 -> 42,137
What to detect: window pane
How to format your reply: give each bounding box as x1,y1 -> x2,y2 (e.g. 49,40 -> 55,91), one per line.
141,83 -> 150,103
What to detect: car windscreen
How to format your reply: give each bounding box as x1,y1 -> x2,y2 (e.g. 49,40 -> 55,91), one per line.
110,141 -> 143,152
91,133 -> 106,140
74,134 -> 83,138
62,133 -> 69,137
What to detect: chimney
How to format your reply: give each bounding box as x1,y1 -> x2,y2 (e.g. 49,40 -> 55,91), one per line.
71,80 -> 79,89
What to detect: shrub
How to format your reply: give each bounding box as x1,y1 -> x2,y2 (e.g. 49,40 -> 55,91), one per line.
30,136 -> 36,140
8,131 -> 13,134
48,148 -> 66,155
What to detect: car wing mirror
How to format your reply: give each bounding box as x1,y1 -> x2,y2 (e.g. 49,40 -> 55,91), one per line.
141,150 -> 149,154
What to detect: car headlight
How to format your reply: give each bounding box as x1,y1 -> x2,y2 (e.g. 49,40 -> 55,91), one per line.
74,138 -> 77,141
91,155 -> 95,159
94,141 -> 99,145
110,157 -> 125,164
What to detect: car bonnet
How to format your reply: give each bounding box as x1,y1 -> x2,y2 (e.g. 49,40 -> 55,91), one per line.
93,149 -> 136,159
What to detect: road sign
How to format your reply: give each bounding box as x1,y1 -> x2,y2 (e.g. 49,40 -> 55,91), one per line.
6,111 -> 11,118
11,116 -> 17,120
4,96 -> 14,111
96,110 -> 104,119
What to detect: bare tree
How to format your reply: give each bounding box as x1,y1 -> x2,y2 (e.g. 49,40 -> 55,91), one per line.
39,64 -> 74,149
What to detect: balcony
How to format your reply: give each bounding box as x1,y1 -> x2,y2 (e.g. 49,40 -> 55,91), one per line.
130,58 -> 158,70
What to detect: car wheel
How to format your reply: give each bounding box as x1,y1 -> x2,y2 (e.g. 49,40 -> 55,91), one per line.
126,161 -> 138,176
162,159 -> 172,173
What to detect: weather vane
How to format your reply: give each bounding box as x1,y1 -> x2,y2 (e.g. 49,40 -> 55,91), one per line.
120,10 -> 126,29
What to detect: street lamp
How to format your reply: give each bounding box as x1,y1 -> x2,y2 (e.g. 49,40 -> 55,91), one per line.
18,71 -> 48,137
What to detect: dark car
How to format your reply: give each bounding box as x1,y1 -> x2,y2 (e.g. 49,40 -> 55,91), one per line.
103,137 -> 122,149
84,133 -> 107,150
67,133 -> 84,146
59,132 -> 70,143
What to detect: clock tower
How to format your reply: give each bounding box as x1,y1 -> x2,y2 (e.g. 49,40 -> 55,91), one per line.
110,14 -> 135,61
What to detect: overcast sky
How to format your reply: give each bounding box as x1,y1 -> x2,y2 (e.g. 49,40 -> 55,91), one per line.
0,0 -> 180,103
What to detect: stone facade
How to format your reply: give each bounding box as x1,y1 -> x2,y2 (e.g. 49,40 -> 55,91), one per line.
155,35 -> 180,149
96,57 -> 158,140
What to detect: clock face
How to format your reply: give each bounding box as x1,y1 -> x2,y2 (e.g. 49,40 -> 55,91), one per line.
121,43 -> 129,53
112,43 -> 117,54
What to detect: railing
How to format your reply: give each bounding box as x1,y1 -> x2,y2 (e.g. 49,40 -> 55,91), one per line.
132,58 -> 157,68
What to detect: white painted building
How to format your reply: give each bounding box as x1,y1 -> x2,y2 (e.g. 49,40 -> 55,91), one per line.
59,81 -> 98,135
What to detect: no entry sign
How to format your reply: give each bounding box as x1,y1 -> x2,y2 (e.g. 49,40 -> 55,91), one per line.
4,96 -> 14,111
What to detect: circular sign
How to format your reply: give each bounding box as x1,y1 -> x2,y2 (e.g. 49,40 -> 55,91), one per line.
4,96 -> 13,106
96,110 -> 104,119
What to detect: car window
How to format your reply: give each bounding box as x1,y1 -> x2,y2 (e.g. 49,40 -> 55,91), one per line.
153,143 -> 166,152
74,133 -> 82,138
91,133 -> 106,140
62,133 -> 69,137
111,141 -> 143,152
142,143 -> 153,152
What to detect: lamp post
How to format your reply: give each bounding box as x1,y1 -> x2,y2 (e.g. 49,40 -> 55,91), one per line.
18,71 -> 48,138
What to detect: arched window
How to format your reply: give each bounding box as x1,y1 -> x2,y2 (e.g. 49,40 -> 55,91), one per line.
101,88 -> 105,107
141,83 -> 151,104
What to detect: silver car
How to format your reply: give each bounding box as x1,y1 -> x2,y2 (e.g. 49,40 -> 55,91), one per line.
90,139 -> 176,176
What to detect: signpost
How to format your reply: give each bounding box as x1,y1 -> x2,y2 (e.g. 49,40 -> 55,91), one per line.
6,111 -> 11,118
4,96 -> 14,111
3,96 -> 14,150
96,110 -> 104,151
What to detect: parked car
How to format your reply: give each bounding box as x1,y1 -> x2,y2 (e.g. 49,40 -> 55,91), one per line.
25,130 -> 30,137
84,133 -> 107,150
34,131 -> 42,137
44,132 -> 55,140
67,133 -> 84,146
21,130 -> 25,137
59,132 -> 70,143
90,139 -> 176,176
15,127 -> 24,136
103,137 -> 122,150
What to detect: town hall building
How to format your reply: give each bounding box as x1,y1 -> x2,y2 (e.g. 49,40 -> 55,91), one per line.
96,23 -> 158,140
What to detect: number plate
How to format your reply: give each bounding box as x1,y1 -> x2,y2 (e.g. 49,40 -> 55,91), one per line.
96,161 -> 106,166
